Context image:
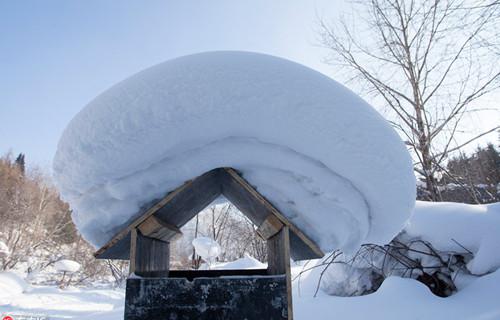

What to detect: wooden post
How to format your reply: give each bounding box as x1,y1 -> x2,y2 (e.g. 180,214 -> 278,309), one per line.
267,226 -> 293,320
130,228 -> 170,277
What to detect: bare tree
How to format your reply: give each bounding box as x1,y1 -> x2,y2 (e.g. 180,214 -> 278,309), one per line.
174,203 -> 267,268
0,153 -> 115,284
319,0 -> 500,200
0,154 -> 77,270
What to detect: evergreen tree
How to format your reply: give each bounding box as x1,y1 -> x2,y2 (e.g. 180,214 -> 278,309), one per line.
15,153 -> 25,175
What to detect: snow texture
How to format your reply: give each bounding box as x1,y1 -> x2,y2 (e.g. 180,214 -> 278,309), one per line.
0,272 -> 30,300
405,201 -> 500,275
2,268 -> 500,319
213,254 -> 267,270
294,266 -> 500,320
0,285 -> 123,319
53,51 -> 416,254
54,260 -> 81,273
320,262 -> 380,297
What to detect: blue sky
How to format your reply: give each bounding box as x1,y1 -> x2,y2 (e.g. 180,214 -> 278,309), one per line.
1,0 -> 497,171
0,0 -> 343,169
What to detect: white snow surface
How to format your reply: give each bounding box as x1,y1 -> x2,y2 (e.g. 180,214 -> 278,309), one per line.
2,269 -> 500,319
53,51 -> 416,254
294,266 -> 500,320
319,262 -> 378,297
213,254 -> 267,270
54,260 -> 81,273
0,272 -> 30,300
0,285 -> 123,319
405,201 -> 500,275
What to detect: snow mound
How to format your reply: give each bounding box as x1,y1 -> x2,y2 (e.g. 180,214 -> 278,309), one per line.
55,259 -> 81,273
0,272 -> 30,300
214,254 -> 267,270
405,201 -> 500,275
294,266 -> 500,320
192,237 -> 221,264
53,51 -> 416,254
320,262 -> 381,297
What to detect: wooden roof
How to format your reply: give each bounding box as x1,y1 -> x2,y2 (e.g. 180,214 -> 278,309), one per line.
94,167 -> 324,261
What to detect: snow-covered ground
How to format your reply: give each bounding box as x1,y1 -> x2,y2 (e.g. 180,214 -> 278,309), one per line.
0,285 -> 124,320
294,268 -> 500,320
1,201 -> 499,319
1,270 -> 500,320
2,200 -> 500,319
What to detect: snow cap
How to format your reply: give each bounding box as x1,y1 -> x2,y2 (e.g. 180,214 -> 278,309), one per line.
55,259 -> 81,273
53,51 -> 416,254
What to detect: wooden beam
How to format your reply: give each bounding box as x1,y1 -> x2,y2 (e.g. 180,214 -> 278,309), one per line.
153,170 -> 222,229
138,216 -> 182,242
267,226 -> 293,320
221,168 -> 324,259
129,229 -> 138,274
256,215 -> 283,240
95,167 -> 324,262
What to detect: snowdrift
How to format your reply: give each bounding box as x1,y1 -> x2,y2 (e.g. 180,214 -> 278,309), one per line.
294,267 -> 500,320
53,51 -> 415,253
214,254 -> 267,270
406,201 -> 500,275
0,272 -> 30,300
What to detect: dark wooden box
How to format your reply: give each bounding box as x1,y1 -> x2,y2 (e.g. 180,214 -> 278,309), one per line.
124,271 -> 288,320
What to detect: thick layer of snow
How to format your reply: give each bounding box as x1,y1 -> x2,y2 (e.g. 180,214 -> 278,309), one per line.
54,260 -> 81,273
53,51 -> 415,254
294,267 -> 500,320
192,237 -> 221,264
0,272 -> 30,300
2,270 -> 500,319
0,285 -> 123,319
405,201 -> 500,275
320,262 -> 379,296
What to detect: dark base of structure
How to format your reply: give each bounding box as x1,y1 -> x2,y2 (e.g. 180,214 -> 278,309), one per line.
124,275 -> 288,320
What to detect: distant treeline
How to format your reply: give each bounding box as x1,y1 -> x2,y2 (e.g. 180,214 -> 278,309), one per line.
417,143 -> 500,204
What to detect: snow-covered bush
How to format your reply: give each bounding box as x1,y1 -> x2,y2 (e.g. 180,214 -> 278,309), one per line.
406,201 -> 500,275
55,259 -> 81,288
55,259 -> 81,273
320,261 -> 383,297
0,154 -> 78,273
305,239 -> 463,298
0,154 -> 146,285
304,201 -> 500,298
192,237 -> 221,269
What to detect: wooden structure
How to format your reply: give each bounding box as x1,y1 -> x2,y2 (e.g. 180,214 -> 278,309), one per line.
95,167 -> 324,320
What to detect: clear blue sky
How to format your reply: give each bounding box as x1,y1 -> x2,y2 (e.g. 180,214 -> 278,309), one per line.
1,0 -> 497,171
0,0 -> 343,169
